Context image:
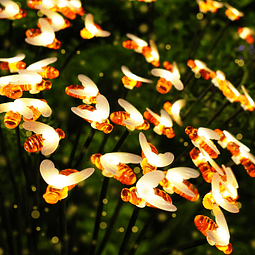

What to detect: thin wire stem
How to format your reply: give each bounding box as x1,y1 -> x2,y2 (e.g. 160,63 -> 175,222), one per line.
95,197 -> 124,255
223,107 -> 244,125
118,207 -> 140,255
89,129 -> 131,255
148,238 -> 207,255
74,128 -> 96,169
59,200 -> 68,255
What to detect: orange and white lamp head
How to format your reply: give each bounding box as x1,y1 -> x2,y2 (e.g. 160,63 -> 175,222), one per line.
224,3 -> 244,21
192,127 -> 221,157
145,108 -> 173,135
23,121 -> 63,156
100,152 -> 142,177
68,74 -> 99,104
211,70 -> 226,89
136,170 -> 177,211
39,8 -> 70,31
117,99 -> 145,131
71,94 -> 110,125
139,132 -> 174,167
240,85 -> 255,111
0,0 -> 26,19
212,172 -> 239,213
164,167 -> 200,196
81,13 -> 111,39
0,53 -> 26,73
125,33 -> 148,53
121,65 -> 152,90
206,205 -> 231,247
25,18 -> 56,47
151,63 -> 184,91
144,39 -> 160,67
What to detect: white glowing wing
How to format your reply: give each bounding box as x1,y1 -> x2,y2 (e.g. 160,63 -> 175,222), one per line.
101,152 -> 142,175
160,109 -> 173,127
194,59 -> 207,69
40,159 -> 94,188
23,121 -> 60,156
207,205 -> 230,246
212,173 -> 239,213
223,130 -> 249,152
126,33 -> 148,47
0,0 -> 19,18
146,108 -> 160,122
77,74 -> 99,96
197,127 -> 220,140
39,8 -> 65,31
136,171 -> 177,212
171,62 -> 180,79
171,99 -> 186,126
27,57 -> 57,70
95,94 -> 110,120
25,18 -> 55,46
206,156 -> 224,176
118,99 -> 144,127
71,107 -> 95,121
16,98 -> 52,117
139,132 -> 174,167
151,68 -> 170,79
96,28 -> 111,37
121,66 -> 152,83
149,40 -> 159,61
222,165 -> 238,189
0,53 -> 26,63
16,70 -> 43,84
241,85 -> 255,108
166,167 -> 199,197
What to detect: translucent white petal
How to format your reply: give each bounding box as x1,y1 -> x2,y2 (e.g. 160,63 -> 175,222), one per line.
78,74 -> 99,95
149,40 -> 159,61
223,130 -> 250,152
40,159 -> 60,185
171,99 -> 186,126
27,57 -> 57,70
241,85 -> 255,108
95,94 -> 110,120
198,127 -> 220,140
0,53 -> 25,63
160,109 -> 173,127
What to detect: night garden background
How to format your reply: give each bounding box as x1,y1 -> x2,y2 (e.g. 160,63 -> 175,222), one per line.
1,0 -> 255,254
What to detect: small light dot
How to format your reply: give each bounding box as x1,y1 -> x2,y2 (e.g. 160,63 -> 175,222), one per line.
80,60 -> 85,65
237,202 -> 242,209
61,49 -> 66,54
36,226 -> 41,231
165,44 -> 171,50
134,167 -> 141,174
195,73 -> 201,79
196,13 -> 203,20
102,211 -> 107,216
44,208 -> 49,213
0,248 -> 3,255
26,131 -> 32,137
31,210 -> 40,219
14,204 -> 18,209
52,236 -> 59,244
139,24 -> 149,33
132,226 -> 138,233
31,186 -> 36,192
235,59 -> 239,63
172,213 -> 177,218
238,60 -> 244,66
183,141 -> 189,147
76,50 -> 81,54
157,213 -> 167,222
99,72 -> 104,77
37,10 -> 43,17
236,133 -> 243,140
139,4 -> 148,13
102,198 -> 108,204
33,206 -> 38,210
100,222 -> 107,229
119,227 -> 124,233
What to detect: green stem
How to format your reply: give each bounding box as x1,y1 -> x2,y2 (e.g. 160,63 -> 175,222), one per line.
118,207 -> 140,255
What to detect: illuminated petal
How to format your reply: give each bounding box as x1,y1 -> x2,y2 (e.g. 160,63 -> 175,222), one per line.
118,99 -> 144,127
136,170 -> 177,212
121,66 -> 152,83
126,33 -> 148,47
27,57 -> 57,70
212,173 -> 239,213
